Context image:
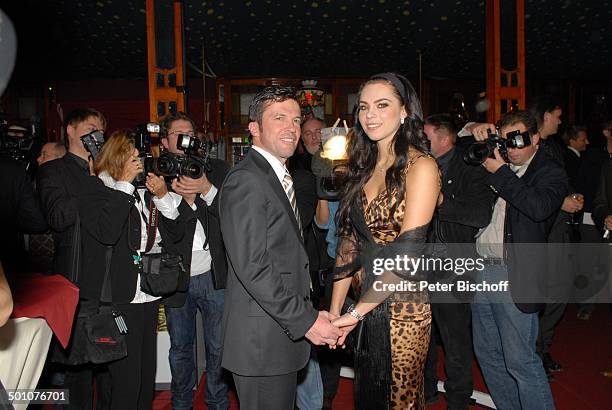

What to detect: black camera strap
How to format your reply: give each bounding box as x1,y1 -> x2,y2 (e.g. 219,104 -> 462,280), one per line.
144,196 -> 158,254
132,190 -> 159,254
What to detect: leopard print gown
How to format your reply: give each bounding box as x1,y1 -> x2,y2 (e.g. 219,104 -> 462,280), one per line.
361,160 -> 432,410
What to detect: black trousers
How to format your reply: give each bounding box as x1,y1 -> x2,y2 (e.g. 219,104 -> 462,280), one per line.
63,363 -> 111,410
318,260 -> 343,403
233,372 -> 298,410
107,301 -> 159,410
537,303 -> 567,356
424,303 -> 473,409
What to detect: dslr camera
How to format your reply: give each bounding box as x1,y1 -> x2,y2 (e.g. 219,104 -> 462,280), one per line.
80,130 -> 106,160
464,128 -> 532,165
143,131 -> 211,180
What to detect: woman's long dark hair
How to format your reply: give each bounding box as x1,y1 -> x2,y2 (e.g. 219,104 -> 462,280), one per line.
336,72 -> 429,236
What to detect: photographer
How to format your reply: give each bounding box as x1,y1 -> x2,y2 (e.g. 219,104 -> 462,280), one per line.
470,110 -> 567,410
157,112 -> 230,410
423,114 -> 495,409
37,108 -> 112,410
92,130 -> 181,409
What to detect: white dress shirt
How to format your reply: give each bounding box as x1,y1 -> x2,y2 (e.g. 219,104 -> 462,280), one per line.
154,187 -> 217,277
98,172 -> 178,303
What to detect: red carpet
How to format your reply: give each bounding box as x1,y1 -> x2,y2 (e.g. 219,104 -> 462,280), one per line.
151,304 -> 611,409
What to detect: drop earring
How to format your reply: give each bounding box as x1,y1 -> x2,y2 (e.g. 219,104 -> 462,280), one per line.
400,117 -> 405,125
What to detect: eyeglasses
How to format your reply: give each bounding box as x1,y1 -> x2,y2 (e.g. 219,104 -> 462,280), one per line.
169,130 -> 194,137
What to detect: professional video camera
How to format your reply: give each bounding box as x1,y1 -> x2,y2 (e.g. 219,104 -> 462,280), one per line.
463,128 -> 532,165
0,114 -> 37,165
143,130 -> 211,180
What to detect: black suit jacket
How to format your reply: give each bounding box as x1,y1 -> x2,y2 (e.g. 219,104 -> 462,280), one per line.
38,154 -> 93,281
162,158 -> 230,307
435,148 -> 496,244
38,154 -> 137,299
563,147 -> 581,193
487,148 -> 569,312
592,159 -> 612,232
0,158 -> 48,273
219,149 -> 318,376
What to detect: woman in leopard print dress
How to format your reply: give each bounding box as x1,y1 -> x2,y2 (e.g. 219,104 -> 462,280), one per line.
330,72 -> 440,410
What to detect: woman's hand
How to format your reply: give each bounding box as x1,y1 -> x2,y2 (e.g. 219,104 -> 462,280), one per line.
146,173 -> 168,198
120,150 -> 143,183
331,313 -> 359,349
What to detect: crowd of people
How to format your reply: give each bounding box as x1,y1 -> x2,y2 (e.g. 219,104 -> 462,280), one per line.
0,72 -> 611,410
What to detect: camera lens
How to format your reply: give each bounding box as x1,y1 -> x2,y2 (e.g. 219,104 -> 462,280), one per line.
463,143 -> 492,165
180,158 -> 204,179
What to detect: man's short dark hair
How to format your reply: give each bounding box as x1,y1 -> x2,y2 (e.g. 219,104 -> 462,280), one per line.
529,96 -> 561,131
425,113 -> 457,136
62,108 -> 106,148
159,112 -> 196,140
63,108 -> 106,132
561,125 -> 587,145
499,110 -> 538,136
248,86 -> 297,125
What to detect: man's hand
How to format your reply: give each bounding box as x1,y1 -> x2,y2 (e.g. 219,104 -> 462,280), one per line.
471,123 -> 497,141
171,177 -> 200,206
146,173 -> 168,198
561,193 -> 584,213
331,313 -> 359,349
305,311 -> 342,347
482,148 -> 506,174
604,215 -> 612,230
176,175 -> 212,195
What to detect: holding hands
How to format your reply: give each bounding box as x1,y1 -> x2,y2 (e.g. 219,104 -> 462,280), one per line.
305,311 -> 343,347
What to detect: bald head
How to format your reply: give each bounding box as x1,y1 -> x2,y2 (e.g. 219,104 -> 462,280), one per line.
37,142 -> 66,165
301,118 -> 325,155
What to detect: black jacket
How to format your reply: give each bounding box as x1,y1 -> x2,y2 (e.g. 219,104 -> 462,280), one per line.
38,154 -> 94,280
0,158 -> 48,273
592,159 -> 612,233
38,154 -> 140,300
563,147 -> 581,193
580,146 -> 611,213
163,158 -> 230,308
435,148 -> 496,244
487,148 -> 569,313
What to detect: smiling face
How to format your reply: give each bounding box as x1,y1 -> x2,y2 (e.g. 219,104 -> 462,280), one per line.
249,99 -> 302,163
357,81 -> 407,143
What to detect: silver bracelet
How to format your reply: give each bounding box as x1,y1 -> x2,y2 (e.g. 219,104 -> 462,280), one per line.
347,304 -> 364,321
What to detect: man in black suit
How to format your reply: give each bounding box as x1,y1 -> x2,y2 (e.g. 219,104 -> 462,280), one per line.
37,108 -> 113,410
470,111 -> 567,410
423,114 -> 495,409
562,126 -> 589,190
219,86 -> 342,410
155,112 -> 231,410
